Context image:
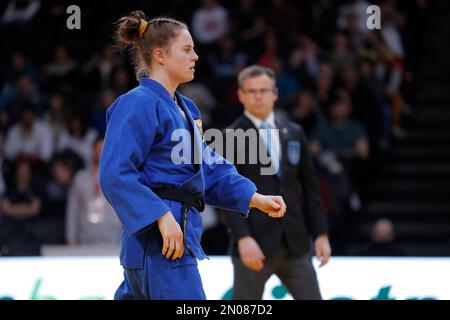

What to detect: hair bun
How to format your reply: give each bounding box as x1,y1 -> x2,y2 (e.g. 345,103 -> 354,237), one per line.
116,10 -> 147,45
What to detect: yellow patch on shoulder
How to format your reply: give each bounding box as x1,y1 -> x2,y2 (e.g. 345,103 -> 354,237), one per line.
194,118 -> 204,141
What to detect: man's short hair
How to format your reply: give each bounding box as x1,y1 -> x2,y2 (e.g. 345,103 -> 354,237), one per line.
238,65 -> 276,88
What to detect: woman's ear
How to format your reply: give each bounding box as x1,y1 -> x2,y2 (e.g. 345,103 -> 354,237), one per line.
152,48 -> 165,65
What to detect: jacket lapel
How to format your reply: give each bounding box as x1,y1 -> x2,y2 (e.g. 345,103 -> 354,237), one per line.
275,117 -> 288,178
175,93 -> 203,176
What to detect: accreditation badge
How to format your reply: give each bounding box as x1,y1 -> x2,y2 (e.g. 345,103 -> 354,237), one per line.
194,118 -> 205,142
287,140 -> 301,165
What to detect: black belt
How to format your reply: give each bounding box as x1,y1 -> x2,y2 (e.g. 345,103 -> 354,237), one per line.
153,188 -> 205,257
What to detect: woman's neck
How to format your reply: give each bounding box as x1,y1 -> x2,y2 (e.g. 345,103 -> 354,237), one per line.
149,70 -> 178,98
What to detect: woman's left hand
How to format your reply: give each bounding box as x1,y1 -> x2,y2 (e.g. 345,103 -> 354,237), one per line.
249,192 -> 286,218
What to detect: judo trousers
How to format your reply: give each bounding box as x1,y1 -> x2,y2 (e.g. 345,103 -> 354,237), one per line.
114,241 -> 206,300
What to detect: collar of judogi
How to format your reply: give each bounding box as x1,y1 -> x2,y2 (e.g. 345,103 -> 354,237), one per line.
139,76 -> 176,104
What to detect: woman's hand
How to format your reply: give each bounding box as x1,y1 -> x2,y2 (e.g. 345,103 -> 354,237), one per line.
157,211 -> 184,259
249,192 -> 286,218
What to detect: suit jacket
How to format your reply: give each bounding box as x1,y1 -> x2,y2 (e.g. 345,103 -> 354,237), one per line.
221,113 -> 328,258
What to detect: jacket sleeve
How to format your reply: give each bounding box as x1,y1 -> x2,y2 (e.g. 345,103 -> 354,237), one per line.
298,129 -> 328,238
99,94 -> 170,236
202,144 -> 257,217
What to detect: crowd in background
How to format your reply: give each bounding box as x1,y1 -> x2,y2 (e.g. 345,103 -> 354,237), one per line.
0,0 -> 429,256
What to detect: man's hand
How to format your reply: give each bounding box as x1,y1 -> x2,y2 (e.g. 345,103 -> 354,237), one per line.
157,211 -> 184,260
250,192 -> 286,218
315,234 -> 331,267
238,236 -> 266,271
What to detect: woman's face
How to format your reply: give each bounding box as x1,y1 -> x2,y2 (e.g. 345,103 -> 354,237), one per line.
164,29 -> 199,84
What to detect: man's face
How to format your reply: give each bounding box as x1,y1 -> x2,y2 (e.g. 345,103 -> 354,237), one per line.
238,74 -> 278,120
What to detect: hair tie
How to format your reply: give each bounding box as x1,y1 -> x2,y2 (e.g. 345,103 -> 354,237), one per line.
138,19 -> 149,38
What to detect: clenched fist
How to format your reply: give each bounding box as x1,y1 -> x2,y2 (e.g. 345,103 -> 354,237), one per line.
249,193 -> 286,218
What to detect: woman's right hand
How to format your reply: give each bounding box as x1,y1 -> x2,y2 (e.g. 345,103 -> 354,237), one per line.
157,211 -> 184,260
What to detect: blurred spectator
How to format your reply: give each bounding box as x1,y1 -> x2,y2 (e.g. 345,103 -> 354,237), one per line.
311,98 -> 369,211
292,90 -> 326,137
270,58 -> 301,109
206,36 -> 247,102
230,0 -> 266,59
192,0 -> 229,45
311,98 -> 369,161
57,111 -> 98,167
337,0 -> 371,37
314,73 -> 333,106
33,151 -> 78,245
43,44 -> 79,93
380,0 -> 406,58
264,0 -> 301,43
330,31 -> 356,72
343,12 -> 367,49
110,66 -> 132,96
0,74 -> 43,125
91,89 -> 117,136
207,37 -> 247,80
65,136 -> 121,246
0,160 -> 42,255
317,59 -> 335,82
288,34 -> 321,86
43,92 -> 69,147
256,29 -> 277,67
358,58 -> 391,152
358,218 -> 406,256
1,0 -> 41,27
44,45 -> 77,78
4,104 -> 53,163
373,37 -> 408,139
338,64 -> 384,154
2,51 -> 39,91
83,45 -> 122,92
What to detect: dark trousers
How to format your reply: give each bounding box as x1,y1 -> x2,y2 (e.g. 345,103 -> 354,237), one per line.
232,246 -> 322,300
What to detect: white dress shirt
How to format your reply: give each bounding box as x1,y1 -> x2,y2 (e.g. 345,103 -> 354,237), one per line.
244,110 -> 282,162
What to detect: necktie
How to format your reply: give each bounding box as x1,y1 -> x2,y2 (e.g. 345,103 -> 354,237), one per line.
260,121 -> 280,176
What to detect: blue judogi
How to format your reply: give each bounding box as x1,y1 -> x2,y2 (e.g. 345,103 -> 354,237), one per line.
99,77 -> 257,300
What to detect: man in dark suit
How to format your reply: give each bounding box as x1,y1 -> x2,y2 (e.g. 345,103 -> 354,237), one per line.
221,65 -> 331,300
